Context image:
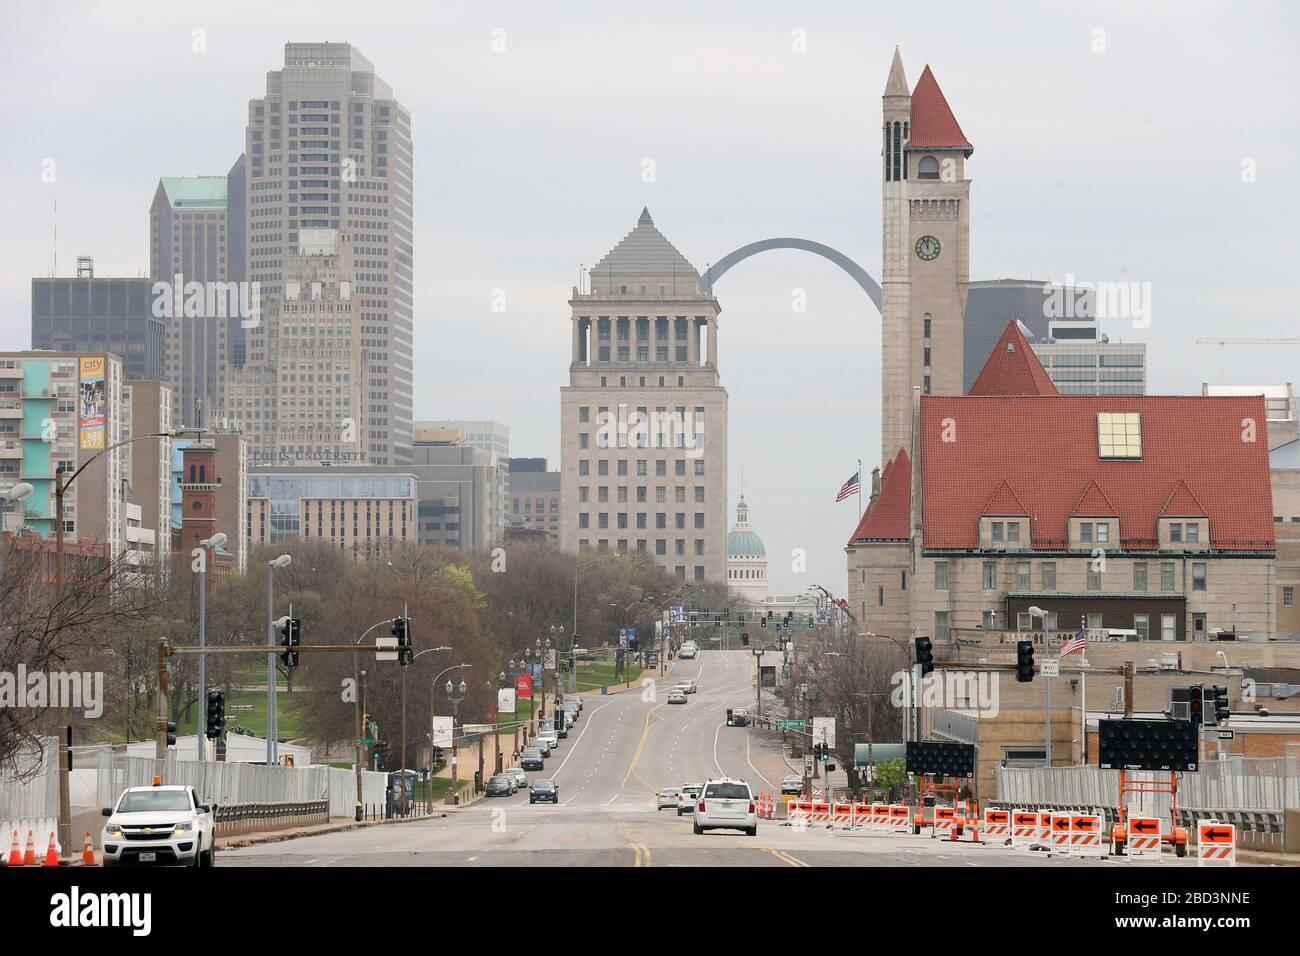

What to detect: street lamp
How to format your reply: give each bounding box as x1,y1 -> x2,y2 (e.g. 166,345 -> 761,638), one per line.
400,644 -> 450,814
493,670 -> 508,774
265,553 -> 292,765
1028,605 -> 1053,769
0,481 -> 34,616
195,531 -> 226,760
445,678 -> 468,804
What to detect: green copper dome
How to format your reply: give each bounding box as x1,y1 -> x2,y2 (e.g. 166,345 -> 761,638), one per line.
727,495 -> 765,557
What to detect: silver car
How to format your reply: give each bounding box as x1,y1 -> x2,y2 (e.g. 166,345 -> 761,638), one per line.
657,787 -> 681,810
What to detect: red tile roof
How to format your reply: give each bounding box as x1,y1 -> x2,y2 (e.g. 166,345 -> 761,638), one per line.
968,320 -> 1059,397
908,65 -> 972,150
848,448 -> 911,543
1071,479 -> 1120,517
919,396 -> 1276,552
1160,479 -> 1209,517
981,480 -> 1029,516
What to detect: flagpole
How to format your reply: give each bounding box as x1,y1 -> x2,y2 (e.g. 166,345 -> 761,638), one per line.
857,458 -> 862,519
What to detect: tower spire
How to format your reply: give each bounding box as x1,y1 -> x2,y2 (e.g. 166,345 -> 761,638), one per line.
884,46 -> 909,97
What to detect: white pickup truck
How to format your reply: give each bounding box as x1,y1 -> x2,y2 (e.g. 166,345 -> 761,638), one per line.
101,782 -> 217,867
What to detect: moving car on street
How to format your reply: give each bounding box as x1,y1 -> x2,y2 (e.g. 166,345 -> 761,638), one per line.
692,778 -> 757,836
657,787 -> 681,810
529,779 -> 559,804
677,784 -> 703,816
673,679 -> 698,694
485,773 -> 516,797
781,774 -> 804,795
667,691 -> 687,704
101,783 -> 216,867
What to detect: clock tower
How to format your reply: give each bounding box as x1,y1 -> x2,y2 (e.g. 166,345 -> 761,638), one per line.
880,48 -> 974,462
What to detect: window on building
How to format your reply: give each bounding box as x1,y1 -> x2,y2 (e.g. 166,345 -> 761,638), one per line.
1097,411 -> 1142,458
1285,586 -> 1295,608
982,561 -> 996,590
1087,564 -> 1101,590
1096,522 -> 1110,544
1007,522 -> 1021,543
1170,522 -> 1182,543
1134,613 -> 1150,641
1080,522 -> 1093,544
1192,563 -> 1207,592
934,611 -> 950,643
991,521 -> 1004,543
1041,562 -> 1056,591
1186,522 -> 1200,544
1016,562 -> 1030,591
1161,561 -> 1175,591
1133,562 -> 1148,591
934,561 -> 949,590
1161,613 -> 1177,641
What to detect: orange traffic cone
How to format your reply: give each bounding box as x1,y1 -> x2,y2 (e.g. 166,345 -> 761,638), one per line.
43,831 -> 59,867
82,831 -> 95,867
22,830 -> 36,865
6,830 -> 20,867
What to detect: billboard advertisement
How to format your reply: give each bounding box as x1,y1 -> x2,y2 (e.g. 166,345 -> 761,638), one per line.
78,356 -> 106,450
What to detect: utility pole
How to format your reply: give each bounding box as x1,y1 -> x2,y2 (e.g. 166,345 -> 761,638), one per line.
156,639 -> 170,759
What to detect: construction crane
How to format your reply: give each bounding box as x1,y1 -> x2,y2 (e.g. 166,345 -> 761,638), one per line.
1196,337 -> 1300,346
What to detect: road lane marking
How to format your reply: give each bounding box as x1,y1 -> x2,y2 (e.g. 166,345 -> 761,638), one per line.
755,845 -> 809,867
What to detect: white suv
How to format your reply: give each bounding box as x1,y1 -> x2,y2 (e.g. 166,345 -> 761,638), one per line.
692,778 -> 757,836
101,783 -> 216,867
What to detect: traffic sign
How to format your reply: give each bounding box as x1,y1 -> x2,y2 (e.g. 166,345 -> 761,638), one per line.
777,719 -> 806,730
1040,658 -> 1059,678
357,737 -> 375,746
1197,820 -> 1236,866
375,636 -> 399,661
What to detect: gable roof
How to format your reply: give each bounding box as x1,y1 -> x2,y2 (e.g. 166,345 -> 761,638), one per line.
908,65 -> 972,150
848,448 -> 911,543
1071,479 -> 1120,517
968,320 -> 1059,397
592,208 -> 699,279
981,479 -> 1029,516
1160,479 -> 1209,518
918,395 -> 1275,551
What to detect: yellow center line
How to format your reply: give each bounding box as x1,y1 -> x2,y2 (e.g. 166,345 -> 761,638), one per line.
754,845 -> 810,867
621,698 -> 666,795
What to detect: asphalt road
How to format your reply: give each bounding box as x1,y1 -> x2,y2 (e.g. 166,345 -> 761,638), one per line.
221,650 -> 1209,867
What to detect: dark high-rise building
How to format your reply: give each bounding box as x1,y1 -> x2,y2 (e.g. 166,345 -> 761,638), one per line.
30,258 -> 164,383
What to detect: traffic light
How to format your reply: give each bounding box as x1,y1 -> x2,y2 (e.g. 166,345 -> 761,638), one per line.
726,708 -> 734,727
914,636 -> 934,677
1188,684 -> 1204,726
374,740 -> 388,765
760,617 -> 767,628
205,690 -> 225,740
393,616 -> 412,666
165,720 -> 177,747
1208,685 -> 1230,725
808,617 -> 814,629
279,617 -> 301,668
741,632 -> 749,646
1015,640 -> 1035,683
432,746 -> 445,765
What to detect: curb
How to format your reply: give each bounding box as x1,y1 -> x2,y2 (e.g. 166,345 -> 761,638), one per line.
216,812 -> 450,850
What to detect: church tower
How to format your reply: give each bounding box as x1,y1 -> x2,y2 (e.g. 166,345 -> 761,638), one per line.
880,49 -> 974,462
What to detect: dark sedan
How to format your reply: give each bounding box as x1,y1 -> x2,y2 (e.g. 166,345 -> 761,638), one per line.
485,774 -> 515,797
521,751 -> 545,771
529,779 -> 559,804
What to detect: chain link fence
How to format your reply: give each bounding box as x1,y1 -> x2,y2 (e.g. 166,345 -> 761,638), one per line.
0,738 -> 59,822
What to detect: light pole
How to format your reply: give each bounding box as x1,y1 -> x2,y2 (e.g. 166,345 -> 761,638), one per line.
401,645 -> 450,813
54,428 -> 199,859
446,678 -> 467,804
428,663 -> 469,810
1028,605 -> 1052,769
195,531 -> 226,760
750,644 -> 767,718
492,670 -> 508,774
265,553 -> 292,765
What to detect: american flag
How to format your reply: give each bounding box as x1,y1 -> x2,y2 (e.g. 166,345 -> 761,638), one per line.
1060,629 -> 1087,658
835,470 -> 861,503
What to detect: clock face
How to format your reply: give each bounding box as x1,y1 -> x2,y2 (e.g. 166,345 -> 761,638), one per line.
916,235 -> 941,261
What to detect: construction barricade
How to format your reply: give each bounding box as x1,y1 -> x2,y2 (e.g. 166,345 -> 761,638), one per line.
1011,809 -> 1039,849
983,808 -> 1011,844
1070,813 -> 1106,858
833,803 -> 855,828
1125,815 -> 1162,861
1197,820 -> 1236,867
889,804 -> 911,831
1048,812 -> 1074,857
932,805 -> 959,841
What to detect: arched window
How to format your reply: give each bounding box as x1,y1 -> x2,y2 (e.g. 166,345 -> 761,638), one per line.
918,155 -> 940,180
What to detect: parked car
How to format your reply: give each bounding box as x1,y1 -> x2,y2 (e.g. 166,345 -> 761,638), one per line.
657,787 -> 681,810
676,784 -> 703,816
693,778 -> 757,836
505,767 -> 528,790
530,737 -> 552,757
521,750 -> 545,771
100,784 -> 216,867
781,774 -> 804,795
485,774 -> 516,797
667,691 -> 687,705
536,730 -> 559,750
529,778 -> 559,804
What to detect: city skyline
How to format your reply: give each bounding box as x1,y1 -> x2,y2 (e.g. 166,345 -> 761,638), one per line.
2,2 -> 1298,595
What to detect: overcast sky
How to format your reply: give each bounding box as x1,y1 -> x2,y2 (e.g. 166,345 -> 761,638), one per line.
2,1 -> 1297,596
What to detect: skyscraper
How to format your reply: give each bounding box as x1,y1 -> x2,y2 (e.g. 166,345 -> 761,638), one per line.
243,43 -> 413,465
149,174 -> 232,428
559,208 -> 729,582
880,48 -> 973,462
